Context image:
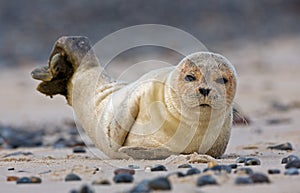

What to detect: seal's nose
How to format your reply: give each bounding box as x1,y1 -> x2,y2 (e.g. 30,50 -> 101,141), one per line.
199,88 -> 211,97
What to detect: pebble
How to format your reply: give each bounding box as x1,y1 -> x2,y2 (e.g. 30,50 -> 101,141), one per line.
128,179 -> 150,193
284,168 -> 299,175
30,176 -> 42,183
128,164 -> 140,169
148,177 -> 172,190
235,177 -> 253,185
236,157 -> 246,163
285,160 -> 300,169
234,168 -> 254,175
114,168 -> 135,175
204,165 -> 232,174
151,164 -> 167,172
92,179 -> 111,185
70,184 -> 95,193
176,172 -> 186,177
244,158 -> 261,166
268,169 -> 281,174
186,168 -> 201,176
78,184 -> 95,193
73,146 -> 86,153
178,163 -> 192,168
229,164 -> 238,169
113,173 -> 134,183
196,175 -> 218,187
282,155 -> 299,164
208,161 -> 218,168
8,167 -> 15,171
7,176 -> 19,181
268,142 -> 293,151
16,177 -> 32,184
249,173 -> 270,183
65,173 -> 82,181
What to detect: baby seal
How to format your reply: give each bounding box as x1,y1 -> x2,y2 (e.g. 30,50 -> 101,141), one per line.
31,36 -> 237,159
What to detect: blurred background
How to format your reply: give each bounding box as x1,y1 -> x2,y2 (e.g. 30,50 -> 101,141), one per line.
0,0 -> 300,66
0,0 -> 300,148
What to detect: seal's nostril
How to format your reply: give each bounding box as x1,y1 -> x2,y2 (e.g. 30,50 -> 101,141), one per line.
199,88 -> 211,96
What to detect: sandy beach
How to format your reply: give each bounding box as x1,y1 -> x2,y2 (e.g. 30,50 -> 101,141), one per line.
0,35 -> 300,192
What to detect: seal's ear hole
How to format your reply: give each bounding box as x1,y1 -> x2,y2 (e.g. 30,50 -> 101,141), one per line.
184,74 -> 196,82
215,77 -> 228,84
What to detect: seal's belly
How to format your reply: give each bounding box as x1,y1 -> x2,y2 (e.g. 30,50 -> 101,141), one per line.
124,106 -> 222,154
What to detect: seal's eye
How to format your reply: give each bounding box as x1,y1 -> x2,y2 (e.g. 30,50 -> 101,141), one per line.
215,77 -> 228,84
185,74 -> 196,82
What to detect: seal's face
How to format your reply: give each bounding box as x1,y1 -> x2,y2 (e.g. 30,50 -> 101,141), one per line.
174,52 -> 237,110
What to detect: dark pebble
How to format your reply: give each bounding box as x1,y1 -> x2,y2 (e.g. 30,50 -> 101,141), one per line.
8,167 -> 15,171
148,177 -> 172,190
16,177 -> 32,184
282,155 -> 299,164
65,173 -> 82,181
128,179 -> 150,193
30,176 -> 42,183
196,175 -> 218,187
229,164 -> 238,169
204,165 -> 232,174
78,184 -> 95,193
92,179 -> 111,185
268,142 -> 293,151
73,146 -> 86,153
244,158 -> 261,166
70,185 -> 95,193
235,177 -> 253,185
114,168 -> 135,175
284,168 -> 299,175
236,157 -> 246,163
178,164 -> 192,168
249,173 -> 270,183
268,169 -> 281,174
113,173 -> 134,183
186,168 -> 201,176
176,172 -> 186,177
234,168 -> 254,175
285,160 -> 300,169
151,164 -> 167,172
128,164 -> 140,169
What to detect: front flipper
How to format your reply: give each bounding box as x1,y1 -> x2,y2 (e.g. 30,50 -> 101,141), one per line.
31,53 -> 74,98
119,146 -> 177,160
31,36 -> 93,102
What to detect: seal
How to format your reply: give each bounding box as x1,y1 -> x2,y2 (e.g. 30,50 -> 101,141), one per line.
31,36 -> 237,159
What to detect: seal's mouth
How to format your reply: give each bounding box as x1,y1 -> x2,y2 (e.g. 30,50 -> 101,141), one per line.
199,104 -> 211,108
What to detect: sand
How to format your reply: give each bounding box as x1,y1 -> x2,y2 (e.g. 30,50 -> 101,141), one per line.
0,36 -> 300,192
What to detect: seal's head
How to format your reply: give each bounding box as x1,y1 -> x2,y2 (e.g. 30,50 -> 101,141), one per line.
170,52 -> 237,111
